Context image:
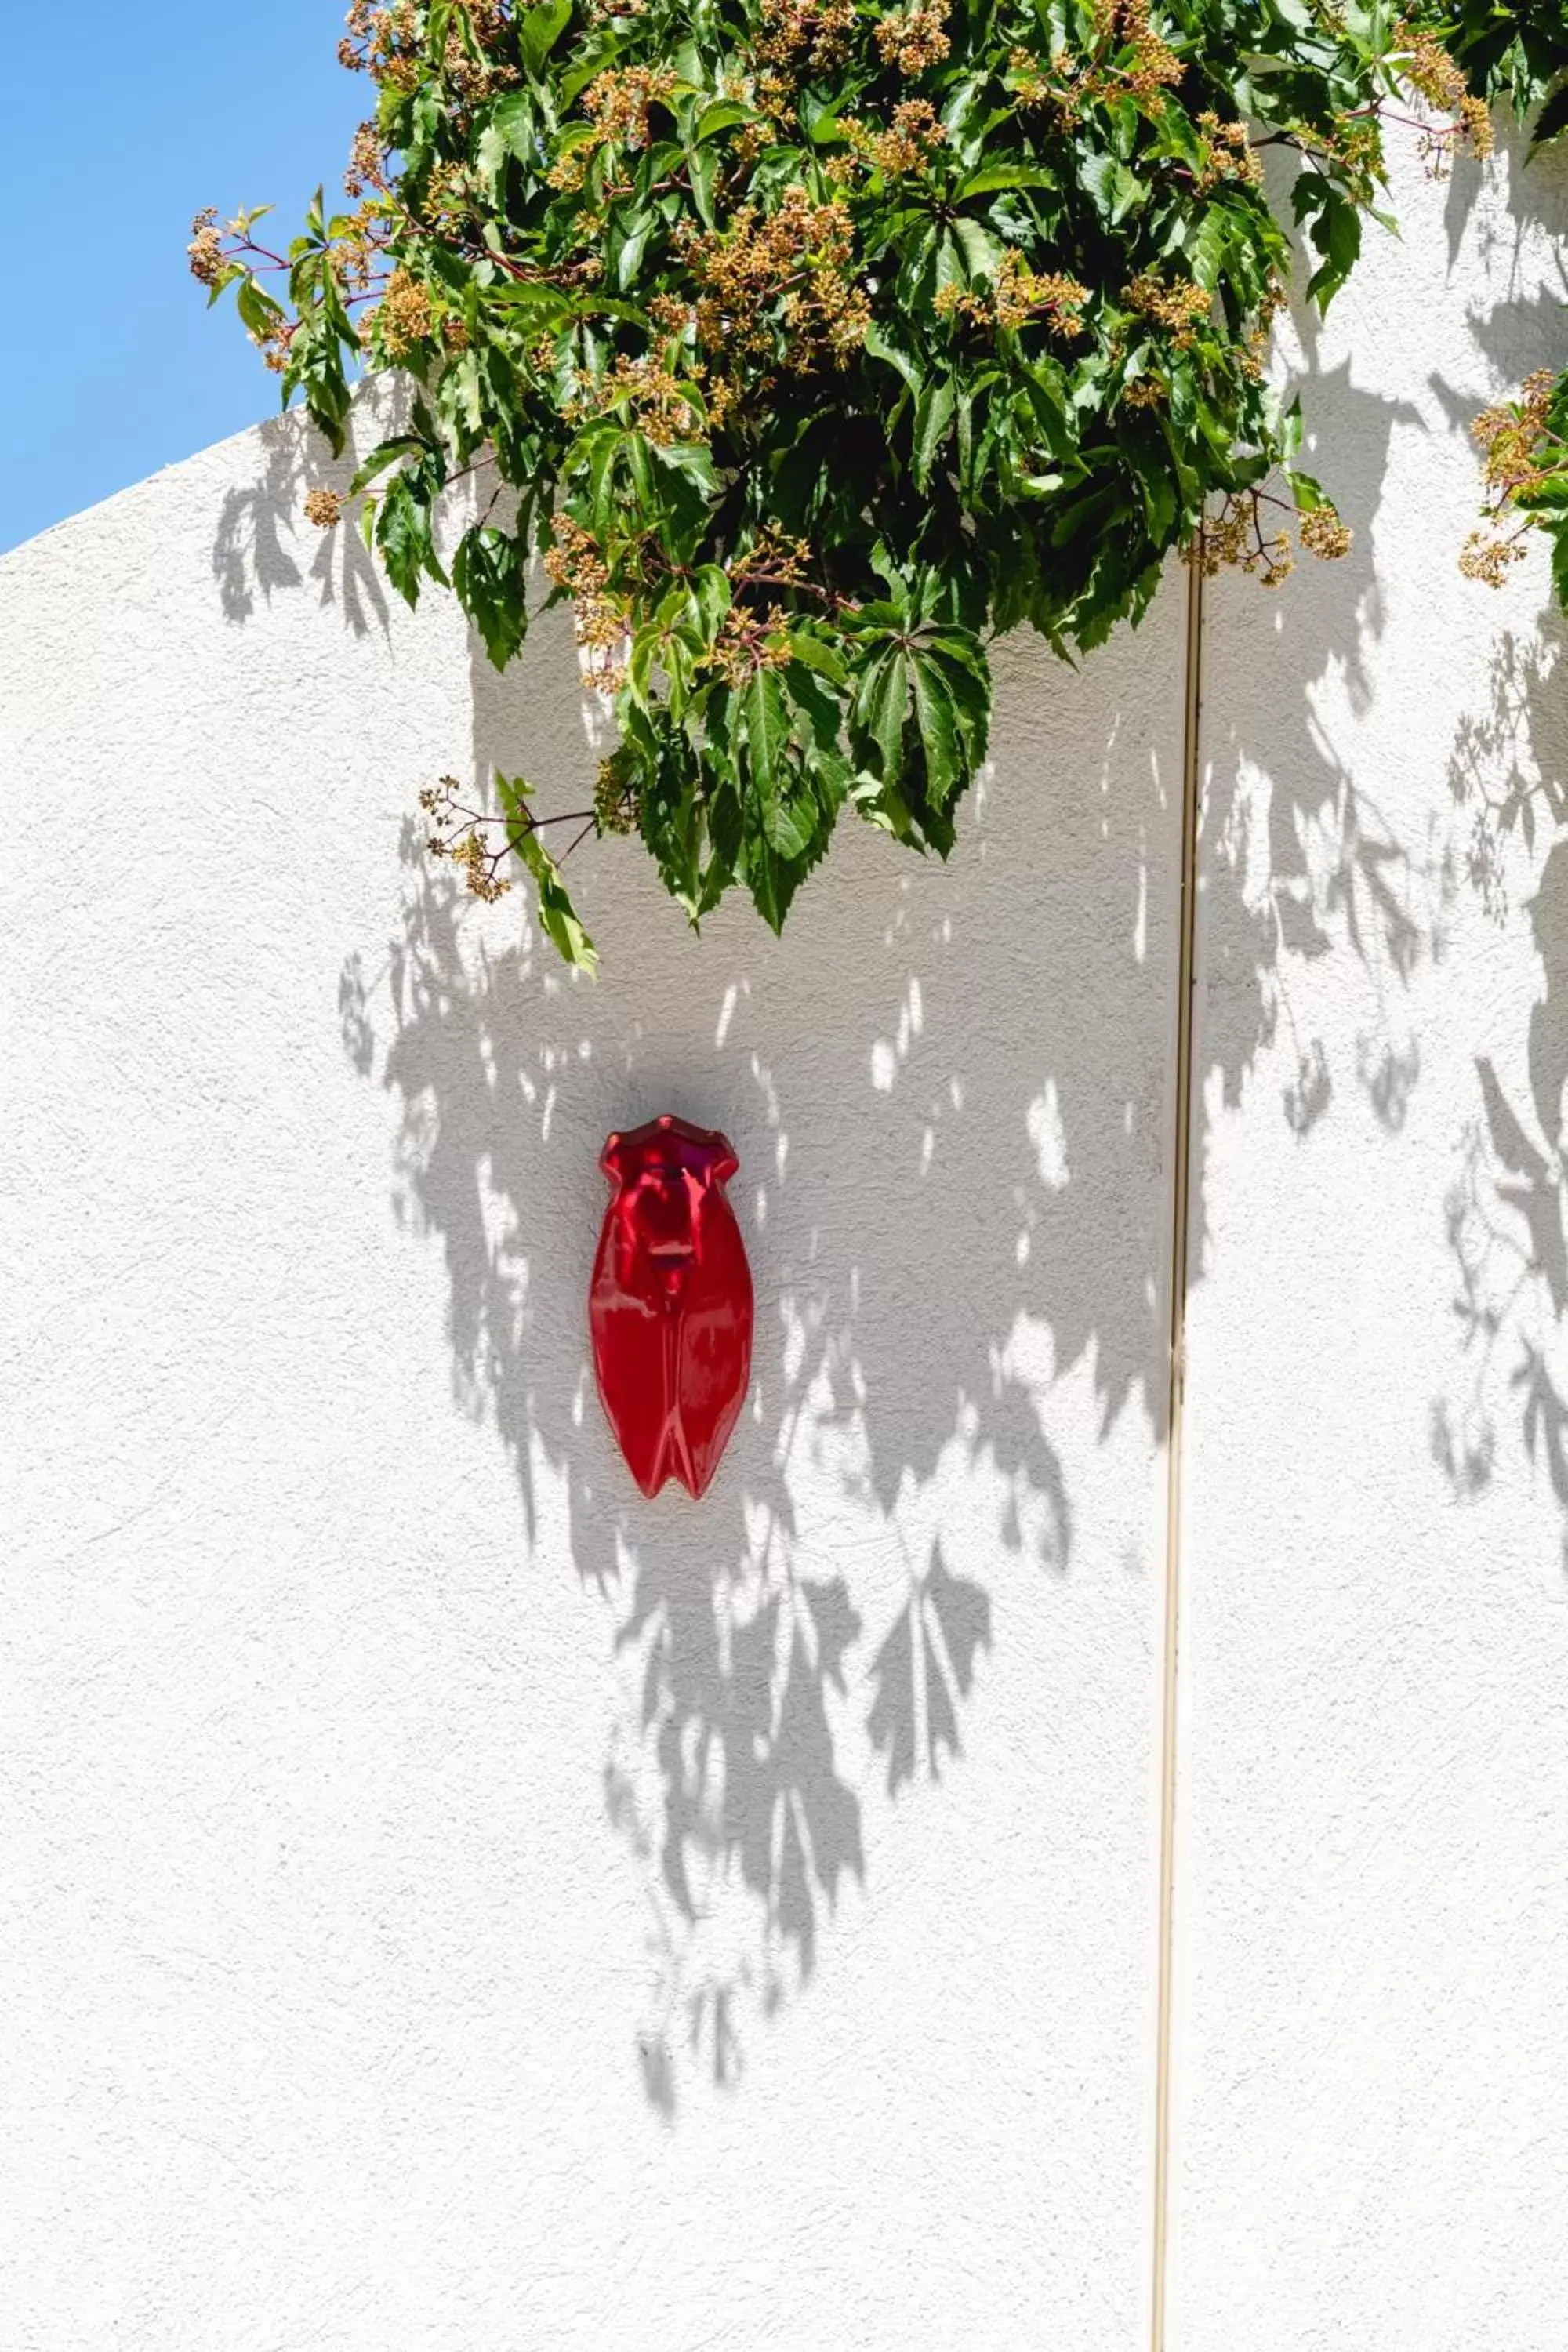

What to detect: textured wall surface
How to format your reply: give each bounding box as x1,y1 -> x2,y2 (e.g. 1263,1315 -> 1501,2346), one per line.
0,382 -> 1181,2344
1171,140 -> 1568,2349
3,132 -> 1566,2352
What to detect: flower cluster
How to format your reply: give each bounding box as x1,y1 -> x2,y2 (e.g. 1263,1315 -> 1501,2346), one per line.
1300,505 -> 1354,562
338,0 -> 422,89
1189,489 -> 1352,586
684,187 -> 869,370
583,65 -> 680,151
1461,368 -> 1567,587
593,750 -> 641,836
756,0 -> 858,74
1399,20 -> 1495,171
874,0 -> 950,75
343,124 -> 387,199
187,208 -> 226,289
1011,1 -> 1182,122
840,100 -> 946,175
1194,111 -> 1262,194
373,267 -> 434,358
1473,369 -> 1561,497
1124,271 -> 1212,348
566,353 -> 706,448
733,524 -> 816,590
711,603 -> 793,686
937,251 -> 1088,338
1102,0 -> 1185,102
419,779 -> 514,902
544,518 -> 631,655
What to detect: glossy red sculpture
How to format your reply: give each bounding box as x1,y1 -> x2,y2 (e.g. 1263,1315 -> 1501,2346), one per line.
590,1114 -> 753,1499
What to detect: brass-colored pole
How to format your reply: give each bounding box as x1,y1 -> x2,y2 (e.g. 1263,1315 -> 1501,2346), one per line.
1150,549 -> 1203,2352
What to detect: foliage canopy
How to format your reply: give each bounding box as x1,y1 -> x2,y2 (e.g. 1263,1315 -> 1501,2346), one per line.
196,2 -> 1490,964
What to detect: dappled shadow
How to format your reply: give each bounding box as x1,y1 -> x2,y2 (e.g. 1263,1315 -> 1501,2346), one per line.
1202,127 -> 1568,1190
1196,342 -> 1449,1173
328,586 -> 1183,2109
1436,620 -> 1568,1558
1426,132 -> 1568,1559
209,121 -> 1568,2103
211,402 -> 393,635
1442,106 -> 1568,339
1200,126 -> 1568,1566
1449,623 -> 1568,919
287,207 -> 1454,2102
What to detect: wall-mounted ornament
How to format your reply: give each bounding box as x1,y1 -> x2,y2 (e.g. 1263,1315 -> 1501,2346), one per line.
590,1115 -> 753,1499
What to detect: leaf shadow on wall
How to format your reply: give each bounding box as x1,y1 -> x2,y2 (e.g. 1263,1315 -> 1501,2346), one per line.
1194,117 -> 1561,1214
230,141 -> 1550,2104
1399,133 -> 1568,1559
1192,127 -> 1568,1571
1195,335 -> 1446,1186
334,598 -> 1181,2115
215,142 -> 1568,2111
211,404 -> 393,637
1435,615 -> 1568,1547
1200,129 -> 1568,1279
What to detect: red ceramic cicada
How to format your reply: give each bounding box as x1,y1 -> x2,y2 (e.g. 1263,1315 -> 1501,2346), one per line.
590,1114 -> 753,1499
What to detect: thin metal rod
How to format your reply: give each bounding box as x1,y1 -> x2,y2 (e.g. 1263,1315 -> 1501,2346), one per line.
1150,549 -> 1203,2352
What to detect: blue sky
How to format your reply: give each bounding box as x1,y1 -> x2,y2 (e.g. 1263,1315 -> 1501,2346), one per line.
1,4 -> 367,553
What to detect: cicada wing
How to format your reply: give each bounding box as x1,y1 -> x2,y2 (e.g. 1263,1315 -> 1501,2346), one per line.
590,1217 -> 677,1498
673,1191 -> 753,1498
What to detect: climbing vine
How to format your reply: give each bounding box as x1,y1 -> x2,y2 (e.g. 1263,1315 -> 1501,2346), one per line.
194,2 -> 1485,965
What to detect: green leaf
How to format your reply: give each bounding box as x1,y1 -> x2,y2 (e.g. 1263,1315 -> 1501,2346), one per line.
913,376 -> 956,492
857,650 -> 909,780
520,0 -> 572,78
929,641 -> 991,765
376,473 -> 447,608
490,90 -> 537,163
744,668 -> 789,788
695,98 -> 753,141
499,774 -> 599,972
348,437 -> 426,496
763,786 -> 815,858
744,837 -> 797,933
1080,149 -> 1145,225
1552,522 -> 1568,615
1297,179 -> 1362,310
688,562 -> 731,646
958,165 -> 1056,198
782,659 -> 844,753
1519,473 -> 1568,514
235,276 -> 284,339
1531,79 -> 1568,148
452,527 -> 528,668
910,655 -> 961,801
954,216 -> 1006,278
864,321 -> 924,396
787,630 -> 849,685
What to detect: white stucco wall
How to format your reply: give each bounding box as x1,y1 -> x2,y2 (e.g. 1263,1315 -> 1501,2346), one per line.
1,375 -> 1182,2343
1168,136 -> 1568,2352
2,133 -> 1565,2352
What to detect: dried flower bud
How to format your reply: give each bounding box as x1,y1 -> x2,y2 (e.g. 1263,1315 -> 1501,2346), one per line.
187,208 -> 226,289
1301,506 -> 1353,561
